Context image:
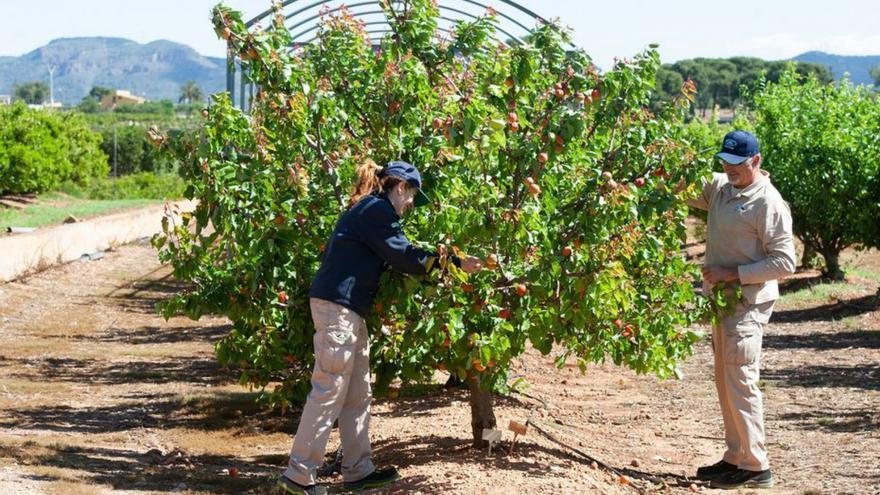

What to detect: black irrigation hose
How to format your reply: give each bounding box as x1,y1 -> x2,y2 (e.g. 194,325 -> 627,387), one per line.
511,389 -> 702,492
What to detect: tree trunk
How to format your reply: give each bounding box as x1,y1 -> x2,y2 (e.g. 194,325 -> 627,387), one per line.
467,373 -> 496,448
821,247 -> 845,281
801,243 -> 822,270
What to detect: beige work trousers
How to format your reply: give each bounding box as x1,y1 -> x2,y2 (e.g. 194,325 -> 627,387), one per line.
284,298 -> 375,486
712,299 -> 774,472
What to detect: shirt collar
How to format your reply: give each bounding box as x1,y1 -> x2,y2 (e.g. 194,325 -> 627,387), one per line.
723,170 -> 770,199
376,192 -> 401,220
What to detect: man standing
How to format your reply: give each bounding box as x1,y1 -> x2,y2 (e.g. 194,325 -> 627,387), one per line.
689,130 -> 796,489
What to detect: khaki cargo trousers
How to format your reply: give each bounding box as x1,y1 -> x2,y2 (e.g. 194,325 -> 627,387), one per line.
712,300 -> 774,472
284,298 -> 375,486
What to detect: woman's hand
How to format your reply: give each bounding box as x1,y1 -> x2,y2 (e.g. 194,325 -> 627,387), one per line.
460,256 -> 483,273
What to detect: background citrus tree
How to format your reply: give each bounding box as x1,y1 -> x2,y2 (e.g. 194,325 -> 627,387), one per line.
154,0 -> 711,446
748,68 -> 880,280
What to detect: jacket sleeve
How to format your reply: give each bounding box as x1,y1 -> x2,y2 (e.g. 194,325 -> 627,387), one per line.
687,173 -> 725,211
358,201 -> 440,275
737,197 -> 797,284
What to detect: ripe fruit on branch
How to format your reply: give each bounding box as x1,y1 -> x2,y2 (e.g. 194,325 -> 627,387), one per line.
485,254 -> 499,270
562,246 -> 573,257
527,182 -> 542,196
537,152 -> 548,164
278,291 -> 288,304
515,283 -> 527,297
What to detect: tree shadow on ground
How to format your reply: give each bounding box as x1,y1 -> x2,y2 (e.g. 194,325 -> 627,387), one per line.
774,407 -> 879,433
371,432 -> 701,491
99,271 -> 193,315
9,440 -> 454,494
372,383 -> 533,420
66,323 -> 232,345
7,355 -> 236,386
12,443 -> 279,494
0,390 -> 299,435
773,292 -> 880,323
763,363 -> 880,390
763,328 -> 880,350
370,387 -> 701,490
778,273 -> 826,295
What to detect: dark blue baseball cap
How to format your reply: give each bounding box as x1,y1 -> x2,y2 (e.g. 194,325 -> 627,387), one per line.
379,161 -> 431,207
716,130 -> 760,164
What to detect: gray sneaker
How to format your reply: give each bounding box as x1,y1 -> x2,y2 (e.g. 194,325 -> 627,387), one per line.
696,459 -> 737,480
711,468 -> 774,489
276,475 -> 328,495
343,467 -> 400,491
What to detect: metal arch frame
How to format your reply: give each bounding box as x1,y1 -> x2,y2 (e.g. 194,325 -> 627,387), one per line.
301,26 -> 461,46
288,11 -> 521,46
228,0 -> 564,109
285,4 -> 524,45
245,0 -> 550,29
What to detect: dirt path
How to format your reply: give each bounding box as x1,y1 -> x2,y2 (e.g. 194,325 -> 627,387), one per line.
0,243 -> 877,494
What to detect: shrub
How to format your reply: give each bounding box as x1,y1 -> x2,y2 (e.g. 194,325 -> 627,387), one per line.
750,68 -> 880,279
0,102 -> 108,194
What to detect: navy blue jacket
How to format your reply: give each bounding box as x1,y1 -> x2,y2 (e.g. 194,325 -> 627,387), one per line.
309,194 -> 448,317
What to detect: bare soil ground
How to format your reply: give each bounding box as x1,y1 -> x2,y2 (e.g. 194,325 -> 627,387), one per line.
0,242 -> 877,495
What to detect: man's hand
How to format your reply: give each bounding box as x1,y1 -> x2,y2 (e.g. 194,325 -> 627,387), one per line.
701,265 -> 739,285
460,256 -> 483,274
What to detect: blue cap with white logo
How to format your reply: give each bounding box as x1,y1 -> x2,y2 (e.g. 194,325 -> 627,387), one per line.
379,161 -> 431,207
716,130 -> 759,164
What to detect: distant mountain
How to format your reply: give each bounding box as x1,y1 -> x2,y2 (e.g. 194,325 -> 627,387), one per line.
0,37 -> 227,105
791,51 -> 879,86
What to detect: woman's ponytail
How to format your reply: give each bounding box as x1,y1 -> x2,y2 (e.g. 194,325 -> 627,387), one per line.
348,160 -> 384,207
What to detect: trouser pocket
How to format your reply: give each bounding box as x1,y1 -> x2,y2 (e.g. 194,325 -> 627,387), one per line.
724,323 -> 762,366
317,328 -> 356,374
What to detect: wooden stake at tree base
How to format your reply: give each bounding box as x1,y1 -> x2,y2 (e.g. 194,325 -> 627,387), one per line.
508,420 -> 528,454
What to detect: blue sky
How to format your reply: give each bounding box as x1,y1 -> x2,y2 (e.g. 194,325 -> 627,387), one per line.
4,0 -> 879,67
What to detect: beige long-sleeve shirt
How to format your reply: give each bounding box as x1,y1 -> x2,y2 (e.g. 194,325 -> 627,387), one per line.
689,171 -> 797,305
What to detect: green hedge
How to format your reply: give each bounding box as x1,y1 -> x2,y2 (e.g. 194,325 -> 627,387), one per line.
61,172 -> 186,201
84,113 -> 199,176
99,125 -> 176,175
0,102 -> 109,194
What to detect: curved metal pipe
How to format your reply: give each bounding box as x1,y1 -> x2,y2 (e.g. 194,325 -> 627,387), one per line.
289,7 -> 522,44
247,0 -> 551,32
